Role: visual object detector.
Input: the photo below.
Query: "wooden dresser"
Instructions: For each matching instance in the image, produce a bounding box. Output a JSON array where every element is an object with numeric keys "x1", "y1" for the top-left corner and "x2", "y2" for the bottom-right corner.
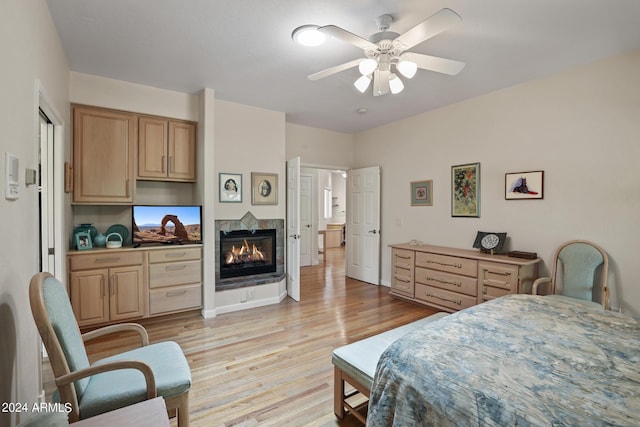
[{"x1": 390, "y1": 243, "x2": 540, "y2": 312}]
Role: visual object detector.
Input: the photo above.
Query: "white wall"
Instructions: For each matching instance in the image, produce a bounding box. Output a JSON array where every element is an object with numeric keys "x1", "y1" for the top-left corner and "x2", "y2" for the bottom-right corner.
[
  {"x1": 286, "y1": 122, "x2": 355, "y2": 169},
  {"x1": 354, "y1": 51, "x2": 640, "y2": 316},
  {"x1": 0, "y1": 1, "x2": 70, "y2": 425}
]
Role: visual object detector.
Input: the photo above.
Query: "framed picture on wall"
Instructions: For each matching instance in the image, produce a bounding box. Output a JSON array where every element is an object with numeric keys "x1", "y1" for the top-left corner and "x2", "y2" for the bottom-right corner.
[
  {"x1": 505, "y1": 170, "x2": 544, "y2": 200},
  {"x1": 219, "y1": 173, "x2": 242, "y2": 203},
  {"x1": 411, "y1": 180, "x2": 433, "y2": 206},
  {"x1": 251, "y1": 172, "x2": 278, "y2": 205},
  {"x1": 451, "y1": 162, "x2": 480, "y2": 217}
]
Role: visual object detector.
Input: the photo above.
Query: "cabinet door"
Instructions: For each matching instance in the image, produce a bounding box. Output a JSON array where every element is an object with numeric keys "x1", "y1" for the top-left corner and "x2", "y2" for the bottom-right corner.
[
  {"x1": 138, "y1": 116, "x2": 168, "y2": 179},
  {"x1": 168, "y1": 121, "x2": 196, "y2": 181},
  {"x1": 73, "y1": 106, "x2": 136, "y2": 204},
  {"x1": 109, "y1": 266, "x2": 145, "y2": 321},
  {"x1": 70, "y1": 269, "x2": 109, "y2": 327}
]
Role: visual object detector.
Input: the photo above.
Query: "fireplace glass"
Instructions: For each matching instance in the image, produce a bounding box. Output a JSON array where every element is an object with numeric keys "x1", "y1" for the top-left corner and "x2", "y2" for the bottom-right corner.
[{"x1": 219, "y1": 229, "x2": 277, "y2": 278}]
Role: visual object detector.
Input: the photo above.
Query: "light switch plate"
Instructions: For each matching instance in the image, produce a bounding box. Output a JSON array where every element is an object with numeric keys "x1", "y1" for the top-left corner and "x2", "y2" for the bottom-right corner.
[{"x1": 5, "y1": 152, "x2": 19, "y2": 200}]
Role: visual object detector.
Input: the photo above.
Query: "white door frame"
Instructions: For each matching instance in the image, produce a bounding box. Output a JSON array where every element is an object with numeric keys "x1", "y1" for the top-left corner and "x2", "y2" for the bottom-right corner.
[
  {"x1": 286, "y1": 157, "x2": 301, "y2": 301},
  {"x1": 299, "y1": 174, "x2": 313, "y2": 267}
]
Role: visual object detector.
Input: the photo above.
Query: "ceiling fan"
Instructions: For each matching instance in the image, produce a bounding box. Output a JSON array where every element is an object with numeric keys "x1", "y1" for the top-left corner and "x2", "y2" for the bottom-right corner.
[{"x1": 293, "y1": 8, "x2": 465, "y2": 96}]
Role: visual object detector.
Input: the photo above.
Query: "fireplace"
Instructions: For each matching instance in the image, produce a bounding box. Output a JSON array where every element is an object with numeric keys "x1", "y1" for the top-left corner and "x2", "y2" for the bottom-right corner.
[{"x1": 219, "y1": 229, "x2": 277, "y2": 279}]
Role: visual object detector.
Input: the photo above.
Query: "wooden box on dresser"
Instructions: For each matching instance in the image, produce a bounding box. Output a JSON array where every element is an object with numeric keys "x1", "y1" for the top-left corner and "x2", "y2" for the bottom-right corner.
[
  {"x1": 68, "y1": 245, "x2": 202, "y2": 328},
  {"x1": 390, "y1": 244, "x2": 540, "y2": 312}
]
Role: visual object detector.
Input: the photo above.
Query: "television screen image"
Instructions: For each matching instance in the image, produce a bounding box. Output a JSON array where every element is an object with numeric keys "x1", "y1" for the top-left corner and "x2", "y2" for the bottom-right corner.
[{"x1": 132, "y1": 205, "x2": 202, "y2": 244}]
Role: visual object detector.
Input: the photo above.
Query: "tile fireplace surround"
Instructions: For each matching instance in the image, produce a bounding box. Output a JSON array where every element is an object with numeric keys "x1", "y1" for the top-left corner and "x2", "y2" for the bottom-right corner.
[{"x1": 215, "y1": 211, "x2": 285, "y2": 291}]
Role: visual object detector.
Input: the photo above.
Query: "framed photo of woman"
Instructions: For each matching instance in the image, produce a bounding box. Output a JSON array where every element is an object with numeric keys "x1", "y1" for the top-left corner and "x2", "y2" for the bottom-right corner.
[
  {"x1": 219, "y1": 173, "x2": 242, "y2": 203},
  {"x1": 251, "y1": 172, "x2": 278, "y2": 205}
]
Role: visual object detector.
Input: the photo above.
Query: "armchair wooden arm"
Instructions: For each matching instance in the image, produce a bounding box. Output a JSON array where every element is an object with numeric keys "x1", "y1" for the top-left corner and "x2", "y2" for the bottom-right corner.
[
  {"x1": 82, "y1": 323, "x2": 149, "y2": 346},
  {"x1": 56, "y1": 360, "x2": 157, "y2": 422},
  {"x1": 532, "y1": 277, "x2": 552, "y2": 295}
]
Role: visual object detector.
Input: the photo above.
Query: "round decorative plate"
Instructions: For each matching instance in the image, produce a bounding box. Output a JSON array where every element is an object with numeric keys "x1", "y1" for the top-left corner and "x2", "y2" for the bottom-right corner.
[
  {"x1": 106, "y1": 224, "x2": 129, "y2": 244},
  {"x1": 73, "y1": 223, "x2": 97, "y2": 240}
]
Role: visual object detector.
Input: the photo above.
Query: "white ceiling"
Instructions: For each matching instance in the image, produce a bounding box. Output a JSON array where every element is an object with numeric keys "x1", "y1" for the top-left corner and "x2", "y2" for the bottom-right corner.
[{"x1": 46, "y1": 0, "x2": 640, "y2": 133}]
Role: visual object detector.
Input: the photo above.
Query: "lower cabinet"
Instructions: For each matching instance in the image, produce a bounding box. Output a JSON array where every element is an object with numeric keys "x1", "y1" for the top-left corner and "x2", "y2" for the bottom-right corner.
[
  {"x1": 68, "y1": 245, "x2": 202, "y2": 327},
  {"x1": 389, "y1": 244, "x2": 540, "y2": 312}
]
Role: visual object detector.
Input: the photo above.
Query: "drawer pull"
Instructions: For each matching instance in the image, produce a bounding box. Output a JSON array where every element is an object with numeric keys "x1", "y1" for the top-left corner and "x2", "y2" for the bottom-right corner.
[
  {"x1": 426, "y1": 292, "x2": 462, "y2": 306},
  {"x1": 394, "y1": 276, "x2": 410, "y2": 283},
  {"x1": 425, "y1": 276, "x2": 461, "y2": 287},
  {"x1": 94, "y1": 257, "x2": 121, "y2": 263},
  {"x1": 165, "y1": 252, "x2": 187, "y2": 258},
  {"x1": 486, "y1": 270, "x2": 512, "y2": 276},
  {"x1": 395, "y1": 255, "x2": 412, "y2": 259},
  {"x1": 166, "y1": 290, "x2": 187, "y2": 297},
  {"x1": 426, "y1": 260, "x2": 462, "y2": 269},
  {"x1": 165, "y1": 264, "x2": 187, "y2": 271}
]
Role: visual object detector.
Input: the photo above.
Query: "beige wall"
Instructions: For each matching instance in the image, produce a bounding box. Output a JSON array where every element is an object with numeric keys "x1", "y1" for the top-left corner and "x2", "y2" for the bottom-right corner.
[
  {"x1": 0, "y1": 1, "x2": 70, "y2": 424},
  {"x1": 286, "y1": 122, "x2": 355, "y2": 169},
  {"x1": 354, "y1": 51, "x2": 640, "y2": 316}
]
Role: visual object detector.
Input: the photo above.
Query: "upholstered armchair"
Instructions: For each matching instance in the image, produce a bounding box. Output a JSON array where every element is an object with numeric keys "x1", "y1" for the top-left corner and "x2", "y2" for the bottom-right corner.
[
  {"x1": 532, "y1": 240, "x2": 609, "y2": 309},
  {"x1": 29, "y1": 272, "x2": 191, "y2": 426}
]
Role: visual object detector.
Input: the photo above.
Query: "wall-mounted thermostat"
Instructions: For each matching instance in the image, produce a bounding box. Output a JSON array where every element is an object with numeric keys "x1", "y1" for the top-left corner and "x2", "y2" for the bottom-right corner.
[{"x1": 5, "y1": 152, "x2": 19, "y2": 200}]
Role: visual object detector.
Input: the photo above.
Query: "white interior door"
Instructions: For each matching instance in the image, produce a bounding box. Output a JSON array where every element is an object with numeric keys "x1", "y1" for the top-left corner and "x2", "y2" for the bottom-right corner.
[
  {"x1": 299, "y1": 174, "x2": 313, "y2": 266},
  {"x1": 346, "y1": 166, "x2": 381, "y2": 285},
  {"x1": 286, "y1": 157, "x2": 301, "y2": 301}
]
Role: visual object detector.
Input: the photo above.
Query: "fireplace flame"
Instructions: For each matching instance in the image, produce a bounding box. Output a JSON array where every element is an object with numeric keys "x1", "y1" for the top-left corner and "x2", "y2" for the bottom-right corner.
[{"x1": 225, "y1": 239, "x2": 265, "y2": 265}]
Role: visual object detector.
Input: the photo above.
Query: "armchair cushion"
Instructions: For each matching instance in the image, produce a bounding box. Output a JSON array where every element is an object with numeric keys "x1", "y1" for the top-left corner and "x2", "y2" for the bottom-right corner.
[{"x1": 78, "y1": 341, "x2": 191, "y2": 419}]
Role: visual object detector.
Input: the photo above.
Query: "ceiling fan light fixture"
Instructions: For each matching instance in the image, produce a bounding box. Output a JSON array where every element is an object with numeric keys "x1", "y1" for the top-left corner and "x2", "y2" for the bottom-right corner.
[
  {"x1": 292, "y1": 25, "x2": 326, "y2": 47},
  {"x1": 389, "y1": 74, "x2": 404, "y2": 94},
  {"x1": 358, "y1": 58, "x2": 378, "y2": 76},
  {"x1": 397, "y1": 59, "x2": 418, "y2": 78},
  {"x1": 354, "y1": 75, "x2": 372, "y2": 93}
]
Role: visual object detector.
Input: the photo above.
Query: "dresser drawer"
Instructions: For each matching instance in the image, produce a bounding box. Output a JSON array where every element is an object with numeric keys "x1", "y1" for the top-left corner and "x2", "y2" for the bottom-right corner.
[
  {"x1": 392, "y1": 270, "x2": 414, "y2": 298},
  {"x1": 69, "y1": 251, "x2": 144, "y2": 270},
  {"x1": 481, "y1": 284, "x2": 511, "y2": 301},
  {"x1": 478, "y1": 262, "x2": 518, "y2": 290},
  {"x1": 415, "y1": 252, "x2": 477, "y2": 277},
  {"x1": 149, "y1": 283, "x2": 201, "y2": 315},
  {"x1": 415, "y1": 283, "x2": 477, "y2": 311},
  {"x1": 415, "y1": 267, "x2": 477, "y2": 297},
  {"x1": 392, "y1": 248, "x2": 414, "y2": 269},
  {"x1": 148, "y1": 247, "x2": 201, "y2": 263},
  {"x1": 149, "y1": 260, "x2": 201, "y2": 288}
]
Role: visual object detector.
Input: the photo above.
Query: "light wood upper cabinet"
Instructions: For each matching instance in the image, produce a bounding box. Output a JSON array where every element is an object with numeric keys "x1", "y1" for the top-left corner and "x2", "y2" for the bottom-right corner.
[
  {"x1": 138, "y1": 116, "x2": 196, "y2": 182},
  {"x1": 73, "y1": 106, "x2": 136, "y2": 204}
]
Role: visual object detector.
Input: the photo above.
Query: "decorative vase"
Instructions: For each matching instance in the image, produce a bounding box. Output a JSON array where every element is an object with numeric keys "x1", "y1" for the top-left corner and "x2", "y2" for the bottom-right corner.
[{"x1": 93, "y1": 233, "x2": 107, "y2": 247}]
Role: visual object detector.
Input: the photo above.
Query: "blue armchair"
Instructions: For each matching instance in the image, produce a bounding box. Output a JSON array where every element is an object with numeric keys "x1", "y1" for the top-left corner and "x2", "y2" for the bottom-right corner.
[
  {"x1": 29, "y1": 272, "x2": 191, "y2": 425},
  {"x1": 532, "y1": 240, "x2": 609, "y2": 309}
]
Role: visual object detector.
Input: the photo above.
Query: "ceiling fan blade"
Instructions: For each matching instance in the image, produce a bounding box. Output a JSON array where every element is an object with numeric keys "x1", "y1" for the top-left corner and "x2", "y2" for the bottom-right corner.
[
  {"x1": 319, "y1": 25, "x2": 378, "y2": 51},
  {"x1": 307, "y1": 58, "x2": 362, "y2": 81},
  {"x1": 401, "y1": 52, "x2": 465, "y2": 76},
  {"x1": 394, "y1": 8, "x2": 462, "y2": 50},
  {"x1": 373, "y1": 69, "x2": 390, "y2": 96}
]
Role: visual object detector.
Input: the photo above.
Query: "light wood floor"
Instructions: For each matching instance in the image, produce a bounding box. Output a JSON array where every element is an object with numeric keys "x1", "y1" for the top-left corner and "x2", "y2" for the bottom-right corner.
[{"x1": 44, "y1": 247, "x2": 437, "y2": 426}]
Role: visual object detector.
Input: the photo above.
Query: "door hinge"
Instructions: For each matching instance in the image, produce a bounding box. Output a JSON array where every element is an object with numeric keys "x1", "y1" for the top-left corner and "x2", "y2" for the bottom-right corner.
[{"x1": 48, "y1": 248, "x2": 55, "y2": 255}]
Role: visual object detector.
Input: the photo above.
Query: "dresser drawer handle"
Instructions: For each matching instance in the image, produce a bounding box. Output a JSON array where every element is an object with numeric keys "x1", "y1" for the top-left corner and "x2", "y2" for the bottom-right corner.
[
  {"x1": 488, "y1": 271, "x2": 512, "y2": 276},
  {"x1": 394, "y1": 276, "x2": 410, "y2": 283},
  {"x1": 426, "y1": 276, "x2": 462, "y2": 287},
  {"x1": 426, "y1": 292, "x2": 462, "y2": 306},
  {"x1": 396, "y1": 255, "x2": 412, "y2": 259},
  {"x1": 165, "y1": 252, "x2": 187, "y2": 258},
  {"x1": 166, "y1": 290, "x2": 187, "y2": 297},
  {"x1": 94, "y1": 257, "x2": 120, "y2": 263},
  {"x1": 165, "y1": 265, "x2": 187, "y2": 271},
  {"x1": 426, "y1": 260, "x2": 462, "y2": 269}
]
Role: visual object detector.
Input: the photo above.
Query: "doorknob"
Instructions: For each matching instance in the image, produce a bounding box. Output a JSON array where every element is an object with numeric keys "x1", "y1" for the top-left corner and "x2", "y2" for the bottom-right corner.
[
  {"x1": 305, "y1": 224, "x2": 311, "y2": 228},
  {"x1": 369, "y1": 229, "x2": 378, "y2": 234},
  {"x1": 289, "y1": 234, "x2": 300, "y2": 239}
]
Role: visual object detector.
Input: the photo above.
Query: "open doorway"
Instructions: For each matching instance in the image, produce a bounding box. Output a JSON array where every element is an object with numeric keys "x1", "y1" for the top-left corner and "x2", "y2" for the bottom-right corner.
[{"x1": 299, "y1": 167, "x2": 347, "y2": 267}]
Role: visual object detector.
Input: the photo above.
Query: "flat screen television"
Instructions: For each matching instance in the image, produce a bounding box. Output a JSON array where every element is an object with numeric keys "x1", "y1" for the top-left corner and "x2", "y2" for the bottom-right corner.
[{"x1": 132, "y1": 205, "x2": 202, "y2": 244}]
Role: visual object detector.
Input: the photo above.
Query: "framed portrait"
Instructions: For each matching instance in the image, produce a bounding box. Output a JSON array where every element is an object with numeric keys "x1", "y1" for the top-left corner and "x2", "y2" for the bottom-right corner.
[
  {"x1": 75, "y1": 231, "x2": 93, "y2": 250},
  {"x1": 252, "y1": 172, "x2": 278, "y2": 205},
  {"x1": 451, "y1": 162, "x2": 480, "y2": 217},
  {"x1": 219, "y1": 173, "x2": 242, "y2": 203},
  {"x1": 411, "y1": 180, "x2": 433, "y2": 206},
  {"x1": 505, "y1": 170, "x2": 544, "y2": 200}
]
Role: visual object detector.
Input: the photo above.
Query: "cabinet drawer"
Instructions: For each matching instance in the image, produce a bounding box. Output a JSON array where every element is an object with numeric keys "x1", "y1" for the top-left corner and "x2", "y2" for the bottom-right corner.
[
  {"x1": 392, "y1": 269, "x2": 414, "y2": 297},
  {"x1": 415, "y1": 267, "x2": 477, "y2": 297},
  {"x1": 69, "y1": 251, "x2": 144, "y2": 270},
  {"x1": 149, "y1": 260, "x2": 201, "y2": 288},
  {"x1": 149, "y1": 283, "x2": 201, "y2": 315},
  {"x1": 415, "y1": 283, "x2": 477, "y2": 311},
  {"x1": 148, "y1": 247, "x2": 201, "y2": 263},
  {"x1": 481, "y1": 285, "x2": 511, "y2": 301},
  {"x1": 392, "y1": 249, "x2": 414, "y2": 269},
  {"x1": 415, "y1": 252, "x2": 477, "y2": 277},
  {"x1": 478, "y1": 262, "x2": 518, "y2": 290}
]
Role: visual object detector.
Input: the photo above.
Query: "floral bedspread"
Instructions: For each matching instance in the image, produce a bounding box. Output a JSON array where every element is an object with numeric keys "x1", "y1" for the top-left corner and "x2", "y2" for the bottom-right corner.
[{"x1": 366, "y1": 294, "x2": 640, "y2": 426}]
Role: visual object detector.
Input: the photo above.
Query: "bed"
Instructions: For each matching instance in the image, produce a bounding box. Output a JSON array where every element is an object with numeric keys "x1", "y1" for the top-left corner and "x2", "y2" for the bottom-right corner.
[{"x1": 366, "y1": 294, "x2": 640, "y2": 426}]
